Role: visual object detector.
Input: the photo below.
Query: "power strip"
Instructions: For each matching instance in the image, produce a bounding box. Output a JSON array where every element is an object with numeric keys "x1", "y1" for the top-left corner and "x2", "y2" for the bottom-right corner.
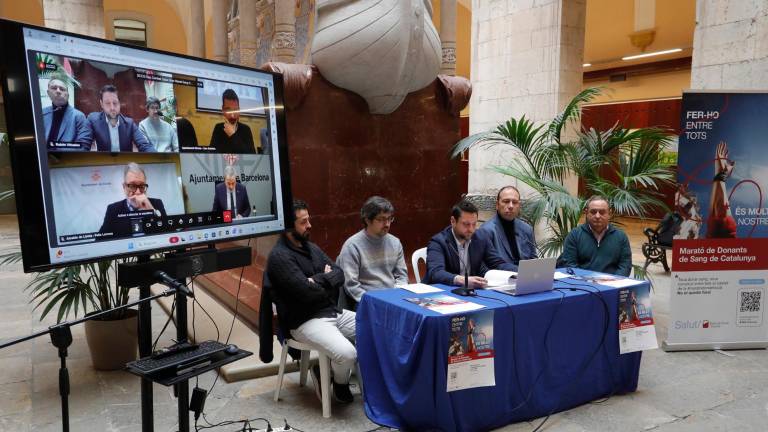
[{"x1": 251, "y1": 428, "x2": 293, "y2": 432}]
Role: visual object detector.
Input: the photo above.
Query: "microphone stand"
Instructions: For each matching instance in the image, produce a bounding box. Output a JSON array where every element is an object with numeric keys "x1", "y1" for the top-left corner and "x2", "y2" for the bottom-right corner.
[
  {"x1": 452, "y1": 239, "x2": 476, "y2": 297},
  {"x1": 0, "y1": 286, "x2": 183, "y2": 432}
]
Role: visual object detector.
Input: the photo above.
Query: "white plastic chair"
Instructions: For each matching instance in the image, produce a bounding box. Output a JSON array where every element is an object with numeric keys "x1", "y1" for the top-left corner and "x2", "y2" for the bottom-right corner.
[
  {"x1": 411, "y1": 247, "x2": 427, "y2": 282},
  {"x1": 273, "y1": 338, "x2": 332, "y2": 418}
]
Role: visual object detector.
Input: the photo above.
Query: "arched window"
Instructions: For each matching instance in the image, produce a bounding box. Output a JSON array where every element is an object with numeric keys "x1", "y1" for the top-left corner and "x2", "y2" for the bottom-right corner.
[{"x1": 113, "y1": 19, "x2": 147, "y2": 47}]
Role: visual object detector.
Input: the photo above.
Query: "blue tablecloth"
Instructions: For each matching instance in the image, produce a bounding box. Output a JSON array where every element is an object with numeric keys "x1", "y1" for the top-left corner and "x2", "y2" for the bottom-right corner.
[{"x1": 356, "y1": 273, "x2": 644, "y2": 432}]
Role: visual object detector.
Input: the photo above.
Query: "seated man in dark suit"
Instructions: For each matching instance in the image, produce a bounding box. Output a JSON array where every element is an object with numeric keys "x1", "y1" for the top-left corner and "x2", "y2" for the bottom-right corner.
[
  {"x1": 42, "y1": 77, "x2": 92, "y2": 150},
  {"x1": 211, "y1": 165, "x2": 251, "y2": 218},
  {"x1": 478, "y1": 186, "x2": 537, "y2": 270},
  {"x1": 100, "y1": 162, "x2": 166, "y2": 236},
  {"x1": 424, "y1": 200, "x2": 516, "y2": 287},
  {"x1": 87, "y1": 84, "x2": 155, "y2": 152}
]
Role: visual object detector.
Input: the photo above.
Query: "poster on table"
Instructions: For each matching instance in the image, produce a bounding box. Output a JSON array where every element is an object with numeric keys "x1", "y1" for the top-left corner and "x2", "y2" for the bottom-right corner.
[
  {"x1": 666, "y1": 91, "x2": 768, "y2": 350},
  {"x1": 618, "y1": 283, "x2": 658, "y2": 354},
  {"x1": 447, "y1": 310, "x2": 495, "y2": 392}
]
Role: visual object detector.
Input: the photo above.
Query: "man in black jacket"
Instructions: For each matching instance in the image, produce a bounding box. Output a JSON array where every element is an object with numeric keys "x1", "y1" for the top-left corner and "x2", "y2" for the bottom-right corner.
[{"x1": 266, "y1": 199, "x2": 355, "y2": 403}]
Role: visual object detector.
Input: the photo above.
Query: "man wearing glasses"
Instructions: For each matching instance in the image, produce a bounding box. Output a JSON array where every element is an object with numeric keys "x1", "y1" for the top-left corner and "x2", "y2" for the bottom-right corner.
[
  {"x1": 558, "y1": 195, "x2": 632, "y2": 276},
  {"x1": 99, "y1": 162, "x2": 167, "y2": 236},
  {"x1": 337, "y1": 196, "x2": 408, "y2": 309}
]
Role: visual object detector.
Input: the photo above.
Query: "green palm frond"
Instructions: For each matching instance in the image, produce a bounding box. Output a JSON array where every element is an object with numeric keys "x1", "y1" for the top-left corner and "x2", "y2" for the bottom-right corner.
[
  {"x1": 548, "y1": 87, "x2": 604, "y2": 144},
  {"x1": 450, "y1": 86, "x2": 674, "y2": 255}
]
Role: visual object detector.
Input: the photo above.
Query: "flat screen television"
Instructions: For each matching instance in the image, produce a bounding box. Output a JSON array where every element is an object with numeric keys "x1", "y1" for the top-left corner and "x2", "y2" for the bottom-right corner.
[{"x1": 0, "y1": 19, "x2": 292, "y2": 272}]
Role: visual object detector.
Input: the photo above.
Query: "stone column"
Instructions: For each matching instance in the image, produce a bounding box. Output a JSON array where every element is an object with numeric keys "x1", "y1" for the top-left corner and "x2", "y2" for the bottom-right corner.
[
  {"x1": 468, "y1": 0, "x2": 586, "y2": 196},
  {"x1": 691, "y1": 0, "x2": 768, "y2": 89},
  {"x1": 238, "y1": 0, "x2": 258, "y2": 67},
  {"x1": 212, "y1": 0, "x2": 229, "y2": 62},
  {"x1": 188, "y1": 0, "x2": 206, "y2": 58},
  {"x1": 273, "y1": 0, "x2": 297, "y2": 63},
  {"x1": 43, "y1": 0, "x2": 104, "y2": 38},
  {"x1": 440, "y1": 0, "x2": 457, "y2": 75}
]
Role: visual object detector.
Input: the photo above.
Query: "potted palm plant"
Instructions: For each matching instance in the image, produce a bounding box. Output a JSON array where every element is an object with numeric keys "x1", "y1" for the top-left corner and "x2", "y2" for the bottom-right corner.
[
  {"x1": 0, "y1": 256, "x2": 139, "y2": 370},
  {"x1": 452, "y1": 87, "x2": 675, "y2": 274}
]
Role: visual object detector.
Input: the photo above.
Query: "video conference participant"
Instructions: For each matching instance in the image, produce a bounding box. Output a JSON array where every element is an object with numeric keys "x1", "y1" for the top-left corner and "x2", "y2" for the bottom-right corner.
[
  {"x1": 478, "y1": 186, "x2": 537, "y2": 270},
  {"x1": 424, "y1": 200, "x2": 516, "y2": 287},
  {"x1": 99, "y1": 162, "x2": 166, "y2": 236},
  {"x1": 266, "y1": 199, "x2": 355, "y2": 404},
  {"x1": 209, "y1": 89, "x2": 256, "y2": 153},
  {"x1": 211, "y1": 165, "x2": 251, "y2": 218},
  {"x1": 42, "y1": 76, "x2": 92, "y2": 150},
  {"x1": 558, "y1": 195, "x2": 632, "y2": 276},
  {"x1": 336, "y1": 196, "x2": 408, "y2": 309},
  {"x1": 88, "y1": 84, "x2": 155, "y2": 152},
  {"x1": 139, "y1": 96, "x2": 178, "y2": 152}
]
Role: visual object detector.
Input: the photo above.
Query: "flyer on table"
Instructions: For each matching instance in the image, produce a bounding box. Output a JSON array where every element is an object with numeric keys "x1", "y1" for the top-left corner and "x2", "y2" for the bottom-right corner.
[
  {"x1": 618, "y1": 283, "x2": 658, "y2": 354},
  {"x1": 447, "y1": 310, "x2": 495, "y2": 392},
  {"x1": 668, "y1": 91, "x2": 768, "y2": 348}
]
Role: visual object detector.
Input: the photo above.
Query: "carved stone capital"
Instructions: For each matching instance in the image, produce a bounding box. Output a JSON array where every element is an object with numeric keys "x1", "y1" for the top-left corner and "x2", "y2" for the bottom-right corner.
[
  {"x1": 442, "y1": 47, "x2": 457, "y2": 65},
  {"x1": 274, "y1": 31, "x2": 297, "y2": 50}
]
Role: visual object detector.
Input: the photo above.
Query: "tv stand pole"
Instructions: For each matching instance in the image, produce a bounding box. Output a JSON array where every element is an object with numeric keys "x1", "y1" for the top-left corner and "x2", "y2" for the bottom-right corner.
[
  {"x1": 175, "y1": 283, "x2": 190, "y2": 432},
  {"x1": 137, "y1": 254, "x2": 154, "y2": 432},
  {"x1": 118, "y1": 245, "x2": 252, "y2": 432}
]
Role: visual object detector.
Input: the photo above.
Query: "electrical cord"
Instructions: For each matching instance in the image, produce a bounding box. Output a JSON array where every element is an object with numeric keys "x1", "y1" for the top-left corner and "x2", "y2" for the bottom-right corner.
[
  {"x1": 200, "y1": 238, "x2": 252, "y2": 424},
  {"x1": 477, "y1": 289, "x2": 569, "y2": 416},
  {"x1": 152, "y1": 297, "x2": 176, "y2": 352},
  {"x1": 527, "y1": 280, "x2": 612, "y2": 431}
]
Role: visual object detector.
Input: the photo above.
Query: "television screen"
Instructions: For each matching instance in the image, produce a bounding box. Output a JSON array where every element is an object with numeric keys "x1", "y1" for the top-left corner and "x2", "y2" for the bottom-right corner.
[{"x1": 0, "y1": 19, "x2": 292, "y2": 271}]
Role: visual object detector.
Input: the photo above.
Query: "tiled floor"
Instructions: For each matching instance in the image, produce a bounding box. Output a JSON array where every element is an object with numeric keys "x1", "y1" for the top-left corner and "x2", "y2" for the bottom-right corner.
[{"x1": 1, "y1": 215, "x2": 767, "y2": 431}]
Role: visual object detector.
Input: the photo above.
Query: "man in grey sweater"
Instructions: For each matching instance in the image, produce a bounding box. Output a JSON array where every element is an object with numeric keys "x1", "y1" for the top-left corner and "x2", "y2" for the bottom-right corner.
[{"x1": 337, "y1": 196, "x2": 409, "y2": 309}]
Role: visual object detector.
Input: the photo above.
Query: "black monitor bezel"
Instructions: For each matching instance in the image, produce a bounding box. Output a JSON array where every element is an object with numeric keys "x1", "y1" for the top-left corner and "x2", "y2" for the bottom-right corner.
[{"x1": 0, "y1": 18, "x2": 293, "y2": 272}]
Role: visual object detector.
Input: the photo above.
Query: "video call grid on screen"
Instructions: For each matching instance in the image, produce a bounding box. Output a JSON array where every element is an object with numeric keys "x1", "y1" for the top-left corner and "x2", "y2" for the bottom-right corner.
[{"x1": 20, "y1": 27, "x2": 287, "y2": 265}]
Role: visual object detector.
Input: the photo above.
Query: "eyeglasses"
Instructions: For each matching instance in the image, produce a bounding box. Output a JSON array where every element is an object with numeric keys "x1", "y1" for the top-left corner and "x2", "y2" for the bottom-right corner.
[
  {"x1": 374, "y1": 216, "x2": 395, "y2": 223},
  {"x1": 124, "y1": 183, "x2": 148, "y2": 193}
]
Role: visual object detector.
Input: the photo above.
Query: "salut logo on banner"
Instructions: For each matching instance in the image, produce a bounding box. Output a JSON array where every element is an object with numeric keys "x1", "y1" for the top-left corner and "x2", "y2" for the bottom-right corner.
[
  {"x1": 674, "y1": 319, "x2": 727, "y2": 329},
  {"x1": 674, "y1": 320, "x2": 703, "y2": 329}
]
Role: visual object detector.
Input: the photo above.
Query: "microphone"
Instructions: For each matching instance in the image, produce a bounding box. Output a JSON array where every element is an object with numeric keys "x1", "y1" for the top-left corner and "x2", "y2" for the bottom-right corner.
[{"x1": 154, "y1": 270, "x2": 194, "y2": 298}]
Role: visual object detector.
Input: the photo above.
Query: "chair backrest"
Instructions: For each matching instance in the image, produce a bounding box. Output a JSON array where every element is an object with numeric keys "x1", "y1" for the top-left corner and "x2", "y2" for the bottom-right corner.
[{"x1": 411, "y1": 247, "x2": 427, "y2": 282}]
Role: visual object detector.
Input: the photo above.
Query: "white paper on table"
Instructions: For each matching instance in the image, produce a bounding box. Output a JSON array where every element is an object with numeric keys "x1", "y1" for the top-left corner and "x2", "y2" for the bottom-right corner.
[
  {"x1": 554, "y1": 271, "x2": 571, "y2": 280},
  {"x1": 404, "y1": 294, "x2": 486, "y2": 314},
  {"x1": 619, "y1": 325, "x2": 659, "y2": 354},
  {"x1": 597, "y1": 278, "x2": 644, "y2": 288},
  {"x1": 447, "y1": 355, "x2": 495, "y2": 392},
  {"x1": 432, "y1": 301, "x2": 485, "y2": 314},
  {"x1": 400, "y1": 283, "x2": 444, "y2": 294},
  {"x1": 484, "y1": 269, "x2": 517, "y2": 287}
]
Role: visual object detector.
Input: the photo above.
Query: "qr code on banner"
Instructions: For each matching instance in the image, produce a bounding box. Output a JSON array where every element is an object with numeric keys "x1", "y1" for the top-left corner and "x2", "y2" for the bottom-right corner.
[{"x1": 739, "y1": 290, "x2": 762, "y2": 313}]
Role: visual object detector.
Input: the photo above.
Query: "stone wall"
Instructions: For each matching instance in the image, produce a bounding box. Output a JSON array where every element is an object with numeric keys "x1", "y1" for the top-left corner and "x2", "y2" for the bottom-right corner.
[{"x1": 691, "y1": 0, "x2": 768, "y2": 89}]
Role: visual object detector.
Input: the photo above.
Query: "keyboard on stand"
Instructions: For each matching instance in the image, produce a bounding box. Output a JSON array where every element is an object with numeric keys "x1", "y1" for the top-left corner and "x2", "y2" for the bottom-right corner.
[{"x1": 127, "y1": 340, "x2": 228, "y2": 375}]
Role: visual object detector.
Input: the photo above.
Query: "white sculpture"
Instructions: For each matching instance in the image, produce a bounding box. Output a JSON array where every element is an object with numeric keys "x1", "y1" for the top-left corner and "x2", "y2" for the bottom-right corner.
[{"x1": 311, "y1": 0, "x2": 442, "y2": 114}]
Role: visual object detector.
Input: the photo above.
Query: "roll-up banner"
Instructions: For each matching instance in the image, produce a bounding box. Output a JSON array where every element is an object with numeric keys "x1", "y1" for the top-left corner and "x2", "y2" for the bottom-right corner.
[{"x1": 665, "y1": 91, "x2": 768, "y2": 351}]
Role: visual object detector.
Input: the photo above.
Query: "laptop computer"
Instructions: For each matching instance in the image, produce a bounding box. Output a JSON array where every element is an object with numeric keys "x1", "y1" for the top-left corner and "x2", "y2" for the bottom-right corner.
[{"x1": 491, "y1": 257, "x2": 557, "y2": 296}]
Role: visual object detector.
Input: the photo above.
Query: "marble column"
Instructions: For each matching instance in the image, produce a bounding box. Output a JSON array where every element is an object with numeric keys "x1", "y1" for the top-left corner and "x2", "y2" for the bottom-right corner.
[
  {"x1": 188, "y1": 0, "x2": 206, "y2": 58},
  {"x1": 468, "y1": 0, "x2": 586, "y2": 196},
  {"x1": 691, "y1": 0, "x2": 768, "y2": 89},
  {"x1": 273, "y1": 0, "x2": 296, "y2": 63},
  {"x1": 440, "y1": 0, "x2": 457, "y2": 76},
  {"x1": 238, "y1": 0, "x2": 258, "y2": 67},
  {"x1": 212, "y1": 0, "x2": 229, "y2": 62},
  {"x1": 43, "y1": 0, "x2": 104, "y2": 38}
]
